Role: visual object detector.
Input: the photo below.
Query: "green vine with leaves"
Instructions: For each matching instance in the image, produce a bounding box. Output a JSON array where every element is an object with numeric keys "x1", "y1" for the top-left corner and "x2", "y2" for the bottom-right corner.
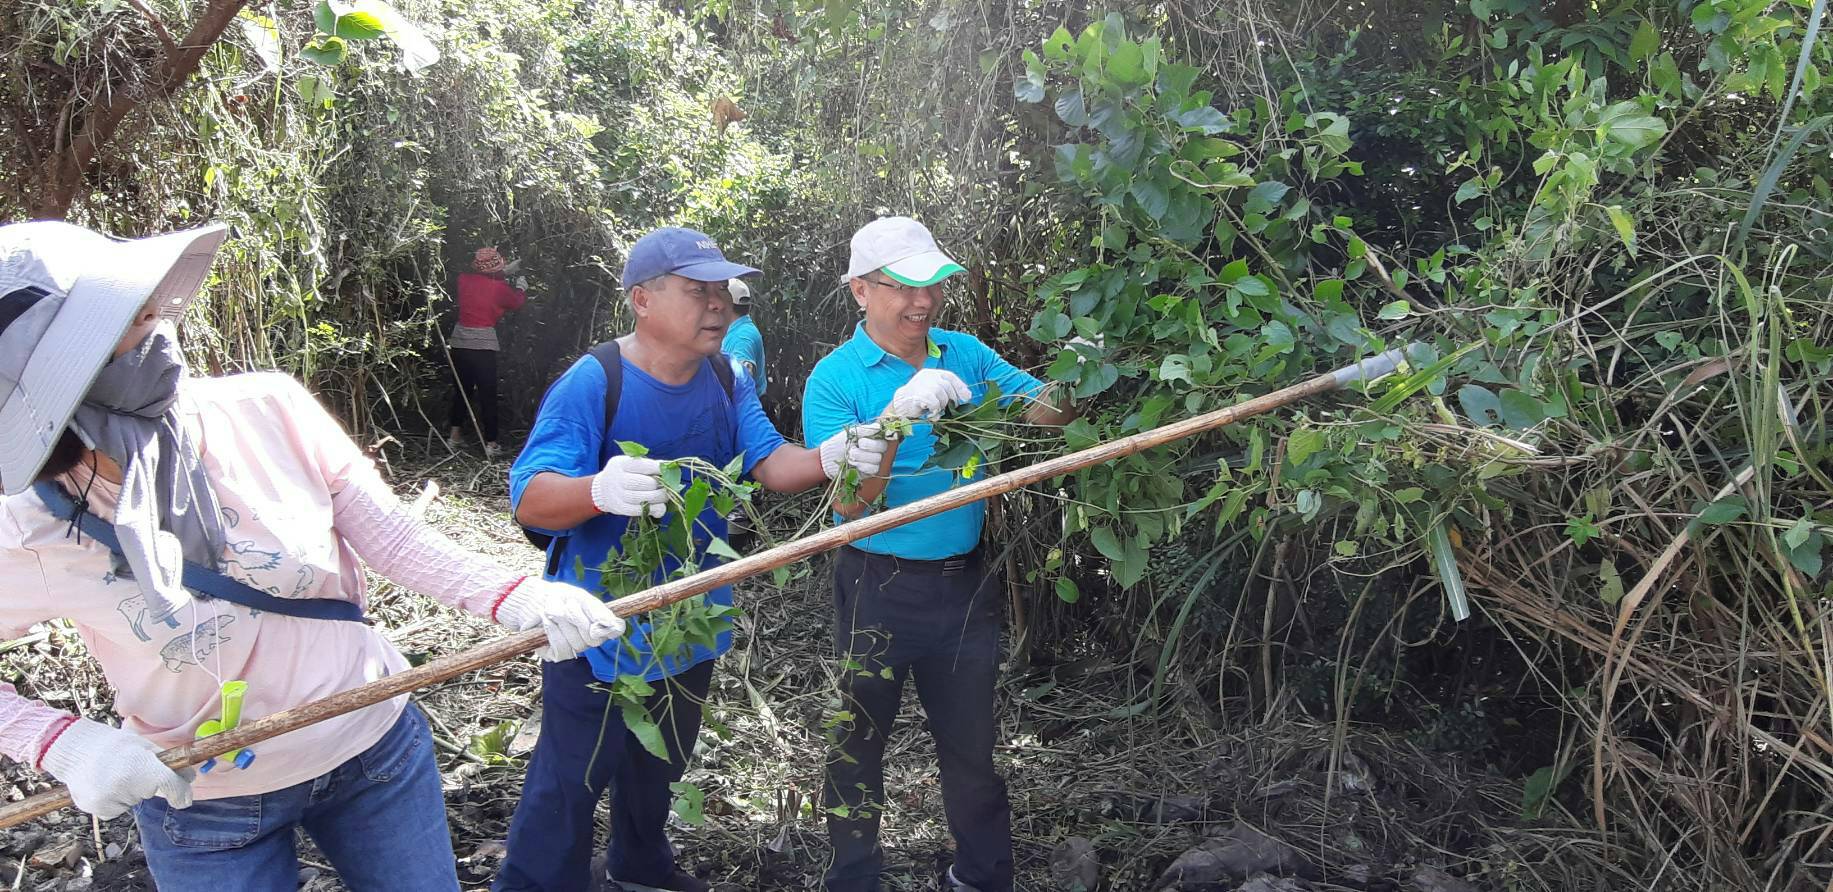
[{"x1": 582, "y1": 441, "x2": 759, "y2": 826}]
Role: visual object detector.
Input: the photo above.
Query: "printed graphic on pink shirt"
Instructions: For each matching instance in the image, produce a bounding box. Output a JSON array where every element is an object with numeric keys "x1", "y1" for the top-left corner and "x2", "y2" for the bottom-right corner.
[
  {"x1": 158, "y1": 615, "x2": 236, "y2": 673},
  {"x1": 0, "y1": 374, "x2": 409, "y2": 798}
]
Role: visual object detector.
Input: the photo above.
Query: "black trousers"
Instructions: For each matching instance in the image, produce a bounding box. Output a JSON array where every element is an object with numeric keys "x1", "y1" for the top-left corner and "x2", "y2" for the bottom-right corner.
[
  {"x1": 447, "y1": 347, "x2": 499, "y2": 442},
  {"x1": 823, "y1": 546, "x2": 1012, "y2": 892},
  {"x1": 494, "y1": 657, "x2": 713, "y2": 891}
]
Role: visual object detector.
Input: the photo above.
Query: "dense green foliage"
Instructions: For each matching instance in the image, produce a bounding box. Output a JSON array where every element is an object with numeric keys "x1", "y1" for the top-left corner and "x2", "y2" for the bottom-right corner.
[{"x1": 4, "y1": 0, "x2": 1832, "y2": 887}]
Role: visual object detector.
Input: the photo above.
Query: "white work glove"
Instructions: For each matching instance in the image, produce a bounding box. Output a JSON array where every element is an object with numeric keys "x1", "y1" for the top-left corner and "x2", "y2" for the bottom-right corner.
[
  {"x1": 592, "y1": 455, "x2": 667, "y2": 518},
  {"x1": 41, "y1": 719, "x2": 195, "y2": 819},
  {"x1": 885, "y1": 369, "x2": 972, "y2": 420},
  {"x1": 495, "y1": 578, "x2": 627, "y2": 662},
  {"x1": 513, "y1": 275, "x2": 528, "y2": 291},
  {"x1": 818, "y1": 423, "x2": 890, "y2": 479}
]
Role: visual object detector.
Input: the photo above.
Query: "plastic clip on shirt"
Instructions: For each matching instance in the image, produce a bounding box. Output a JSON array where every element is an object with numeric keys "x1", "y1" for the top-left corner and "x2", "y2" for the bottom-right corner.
[{"x1": 195, "y1": 681, "x2": 256, "y2": 773}]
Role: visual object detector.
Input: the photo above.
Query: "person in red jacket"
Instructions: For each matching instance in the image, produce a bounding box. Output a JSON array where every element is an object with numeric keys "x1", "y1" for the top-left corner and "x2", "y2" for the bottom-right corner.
[{"x1": 447, "y1": 246, "x2": 529, "y2": 458}]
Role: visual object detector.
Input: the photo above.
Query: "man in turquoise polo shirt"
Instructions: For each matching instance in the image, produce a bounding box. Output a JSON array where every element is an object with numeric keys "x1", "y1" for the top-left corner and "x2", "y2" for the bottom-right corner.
[
  {"x1": 721, "y1": 278, "x2": 766, "y2": 394},
  {"x1": 802, "y1": 216, "x2": 1076, "y2": 892}
]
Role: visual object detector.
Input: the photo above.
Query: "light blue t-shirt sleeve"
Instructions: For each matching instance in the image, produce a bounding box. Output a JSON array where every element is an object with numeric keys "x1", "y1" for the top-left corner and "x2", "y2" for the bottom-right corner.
[
  {"x1": 728, "y1": 329, "x2": 763, "y2": 373},
  {"x1": 509, "y1": 356, "x2": 606, "y2": 536},
  {"x1": 727, "y1": 354, "x2": 757, "y2": 392},
  {"x1": 802, "y1": 360, "x2": 861, "y2": 445},
  {"x1": 732, "y1": 371, "x2": 786, "y2": 476},
  {"x1": 722, "y1": 324, "x2": 765, "y2": 395},
  {"x1": 956, "y1": 334, "x2": 1046, "y2": 407}
]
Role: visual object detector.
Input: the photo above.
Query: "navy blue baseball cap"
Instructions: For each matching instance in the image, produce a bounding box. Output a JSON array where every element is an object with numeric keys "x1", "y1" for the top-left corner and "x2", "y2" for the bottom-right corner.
[{"x1": 620, "y1": 227, "x2": 759, "y2": 290}]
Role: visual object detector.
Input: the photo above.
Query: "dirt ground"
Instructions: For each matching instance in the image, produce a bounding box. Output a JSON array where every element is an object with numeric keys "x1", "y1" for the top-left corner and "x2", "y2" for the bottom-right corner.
[{"x1": 0, "y1": 446, "x2": 1588, "y2": 892}]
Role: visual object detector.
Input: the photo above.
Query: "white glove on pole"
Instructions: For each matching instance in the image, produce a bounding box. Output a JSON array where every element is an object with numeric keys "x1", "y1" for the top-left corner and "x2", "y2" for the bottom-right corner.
[
  {"x1": 495, "y1": 578, "x2": 627, "y2": 661},
  {"x1": 818, "y1": 423, "x2": 890, "y2": 479},
  {"x1": 513, "y1": 275, "x2": 529, "y2": 291},
  {"x1": 885, "y1": 369, "x2": 972, "y2": 420},
  {"x1": 41, "y1": 719, "x2": 195, "y2": 819},
  {"x1": 592, "y1": 455, "x2": 667, "y2": 518}
]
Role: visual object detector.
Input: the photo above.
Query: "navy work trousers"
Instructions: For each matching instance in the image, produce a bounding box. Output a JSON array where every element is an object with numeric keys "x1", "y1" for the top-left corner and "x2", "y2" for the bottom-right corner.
[
  {"x1": 494, "y1": 656, "x2": 713, "y2": 891},
  {"x1": 823, "y1": 545, "x2": 1013, "y2": 892}
]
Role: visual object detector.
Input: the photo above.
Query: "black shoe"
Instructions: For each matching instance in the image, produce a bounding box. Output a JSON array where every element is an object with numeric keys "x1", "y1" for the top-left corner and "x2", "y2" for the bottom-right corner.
[{"x1": 610, "y1": 869, "x2": 710, "y2": 892}]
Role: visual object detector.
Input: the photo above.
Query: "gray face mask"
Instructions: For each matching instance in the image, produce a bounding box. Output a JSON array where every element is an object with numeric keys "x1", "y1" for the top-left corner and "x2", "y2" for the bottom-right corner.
[{"x1": 69, "y1": 324, "x2": 224, "y2": 625}]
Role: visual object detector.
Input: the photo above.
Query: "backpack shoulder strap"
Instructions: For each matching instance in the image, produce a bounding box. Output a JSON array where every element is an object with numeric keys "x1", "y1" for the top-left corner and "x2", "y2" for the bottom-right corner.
[
  {"x1": 710, "y1": 351, "x2": 736, "y2": 401},
  {"x1": 590, "y1": 341, "x2": 729, "y2": 412},
  {"x1": 589, "y1": 339, "x2": 624, "y2": 430},
  {"x1": 524, "y1": 341, "x2": 624, "y2": 574}
]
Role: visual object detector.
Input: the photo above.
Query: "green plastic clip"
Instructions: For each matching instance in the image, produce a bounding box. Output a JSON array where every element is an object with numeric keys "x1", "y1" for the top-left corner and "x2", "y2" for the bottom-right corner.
[{"x1": 194, "y1": 680, "x2": 251, "y2": 773}]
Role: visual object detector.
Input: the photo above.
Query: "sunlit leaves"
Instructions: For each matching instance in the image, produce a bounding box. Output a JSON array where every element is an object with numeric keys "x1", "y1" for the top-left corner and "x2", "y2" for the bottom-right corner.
[
  {"x1": 334, "y1": 10, "x2": 386, "y2": 40},
  {"x1": 302, "y1": 0, "x2": 439, "y2": 72},
  {"x1": 237, "y1": 12, "x2": 282, "y2": 73},
  {"x1": 1603, "y1": 204, "x2": 1637, "y2": 255}
]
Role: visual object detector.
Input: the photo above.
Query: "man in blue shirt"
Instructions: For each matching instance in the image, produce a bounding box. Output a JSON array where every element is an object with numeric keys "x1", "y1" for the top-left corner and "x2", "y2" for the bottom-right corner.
[
  {"x1": 498, "y1": 228, "x2": 889, "y2": 892},
  {"x1": 802, "y1": 217, "x2": 1076, "y2": 892},
  {"x1": 720, "y1": 278, "x2": 766, "y2": 395}
]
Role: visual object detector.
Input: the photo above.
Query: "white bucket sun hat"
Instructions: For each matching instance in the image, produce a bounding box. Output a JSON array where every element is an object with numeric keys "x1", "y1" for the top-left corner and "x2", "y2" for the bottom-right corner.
[
  {"x1": 0, "y1": 221, "x2": 228, "y2": 495},
  {"x1": 843, "y1": 216, "x2": 966, "y2": 286}
]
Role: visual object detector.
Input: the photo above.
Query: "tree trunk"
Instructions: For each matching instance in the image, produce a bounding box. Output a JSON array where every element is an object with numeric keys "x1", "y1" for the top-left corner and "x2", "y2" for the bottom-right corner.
[{"x1": 27, "y1": 157, "x2": 84, "y2": 221}]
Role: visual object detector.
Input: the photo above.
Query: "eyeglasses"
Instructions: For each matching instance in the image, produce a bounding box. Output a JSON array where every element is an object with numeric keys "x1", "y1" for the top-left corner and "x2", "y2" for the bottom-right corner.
[{"x1": 863, "y1": 277, "x2": 945, "y2": 297}]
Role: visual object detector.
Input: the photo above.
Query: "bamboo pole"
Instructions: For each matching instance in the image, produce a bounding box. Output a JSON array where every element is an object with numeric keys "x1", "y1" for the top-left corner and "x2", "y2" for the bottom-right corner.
[{"x1": 0, "y1": 349, "x2": 1406, "y2": 830}]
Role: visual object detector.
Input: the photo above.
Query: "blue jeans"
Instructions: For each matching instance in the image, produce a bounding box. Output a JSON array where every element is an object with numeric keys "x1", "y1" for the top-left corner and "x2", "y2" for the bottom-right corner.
[
  {"x1": 133, "y1": 703, "x2": 459, "y2": 892},
  {"x1": 494, "y1": 656, "x2": 713, "y2": 891}
]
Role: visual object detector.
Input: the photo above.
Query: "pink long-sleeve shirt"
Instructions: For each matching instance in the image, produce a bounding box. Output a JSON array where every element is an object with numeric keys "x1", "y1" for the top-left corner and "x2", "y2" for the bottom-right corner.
[{"x1": 0, "y1": 373, "x2": 522, "y2": 799}]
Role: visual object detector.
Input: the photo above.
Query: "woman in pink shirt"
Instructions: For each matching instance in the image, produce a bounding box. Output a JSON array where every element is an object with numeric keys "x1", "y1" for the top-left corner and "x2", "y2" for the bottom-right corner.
[
  {"x1": 0, "y1": 222, "x2": 622, "y2": 891},
  {"x1": 447, "y1": 247, "x2": 529, "y2": 458}
]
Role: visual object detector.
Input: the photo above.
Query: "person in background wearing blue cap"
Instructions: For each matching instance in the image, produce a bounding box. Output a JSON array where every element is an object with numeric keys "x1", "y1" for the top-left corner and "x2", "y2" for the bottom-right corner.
[
  {"x1": 802, "y1": 217, "x2": 1078, "y2": 892},
  {"x1": 496, "y1": 228, "x2": 891, "y2": 892}
]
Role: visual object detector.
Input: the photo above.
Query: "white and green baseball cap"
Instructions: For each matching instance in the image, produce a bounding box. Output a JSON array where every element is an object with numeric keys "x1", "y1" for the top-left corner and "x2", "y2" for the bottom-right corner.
[{"x1": 843, "y1": 216, "x2": 965, "y2": 286}]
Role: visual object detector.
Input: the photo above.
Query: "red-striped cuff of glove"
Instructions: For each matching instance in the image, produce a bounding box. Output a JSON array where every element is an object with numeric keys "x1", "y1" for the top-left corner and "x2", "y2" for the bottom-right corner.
[
  {"x1": 490, "y1": 576, "x2": 531, "y2": 624},
  {"x1": 33, "y1": 716, "x2": 78, "y2": 772}
]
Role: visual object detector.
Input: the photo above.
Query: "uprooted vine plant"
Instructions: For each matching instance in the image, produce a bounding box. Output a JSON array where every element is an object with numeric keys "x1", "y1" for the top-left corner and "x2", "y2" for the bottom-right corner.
[{"x1": 586, "y1": 444, "x2": 759, "y2": 826}]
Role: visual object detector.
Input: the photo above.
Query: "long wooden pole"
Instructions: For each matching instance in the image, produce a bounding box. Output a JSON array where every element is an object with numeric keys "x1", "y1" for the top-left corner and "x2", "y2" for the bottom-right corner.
[{"x1": 0, "y1": 349, "x2": 1404, "y2": 829}]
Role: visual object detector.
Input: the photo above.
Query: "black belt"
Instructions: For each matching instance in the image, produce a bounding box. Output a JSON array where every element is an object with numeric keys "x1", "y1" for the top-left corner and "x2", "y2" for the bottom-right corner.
[{"x1": 841, "y1": 544, "x2": 981, "y2": 575}]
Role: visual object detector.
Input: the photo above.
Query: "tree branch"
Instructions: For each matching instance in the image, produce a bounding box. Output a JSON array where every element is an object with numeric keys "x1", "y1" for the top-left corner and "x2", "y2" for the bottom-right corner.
[
  {"x1": 85, "y1": 0, "x2": 249, "y2": 151},
  {"x1": 35, "y1": 0, "x2": 249, "y2": 217},
  {"x1": 123, "y1": 0, "x2": 180, "y2": 59}
]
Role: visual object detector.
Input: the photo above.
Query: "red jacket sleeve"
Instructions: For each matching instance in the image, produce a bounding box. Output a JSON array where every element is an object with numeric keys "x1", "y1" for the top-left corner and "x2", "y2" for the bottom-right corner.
[{"x1": 498, "y1": 278, "x2": 527, "y2": 313}]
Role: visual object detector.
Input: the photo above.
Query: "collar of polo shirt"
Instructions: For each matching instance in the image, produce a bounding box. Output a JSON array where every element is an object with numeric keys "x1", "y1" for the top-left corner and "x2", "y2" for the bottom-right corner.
[{"x1": 848, "y1": 321, "x2": 942, "y2": 367}]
